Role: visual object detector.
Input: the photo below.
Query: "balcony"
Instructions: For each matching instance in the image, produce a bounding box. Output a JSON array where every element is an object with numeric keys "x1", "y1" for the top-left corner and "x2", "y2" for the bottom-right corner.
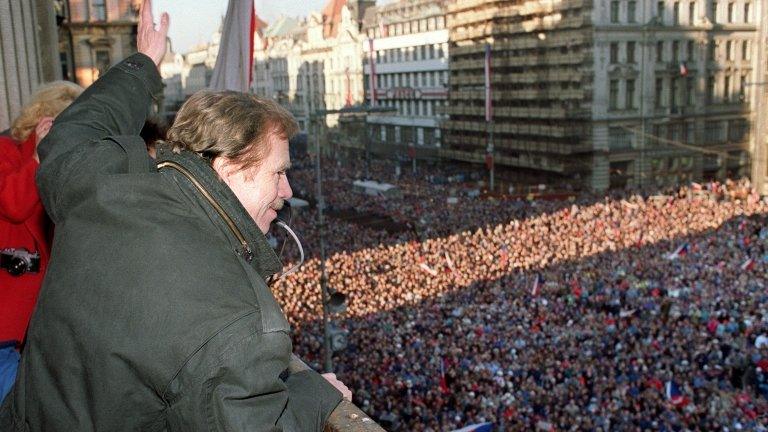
[{"x1": 289, "y1": 356, "x2": 385, "y2": 432}]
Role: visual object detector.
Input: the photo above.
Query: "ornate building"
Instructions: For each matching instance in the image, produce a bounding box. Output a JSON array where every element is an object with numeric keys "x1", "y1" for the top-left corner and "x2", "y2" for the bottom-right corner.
[{"x1": 58, "y1": 0, "x2": 140, "y2": 87}]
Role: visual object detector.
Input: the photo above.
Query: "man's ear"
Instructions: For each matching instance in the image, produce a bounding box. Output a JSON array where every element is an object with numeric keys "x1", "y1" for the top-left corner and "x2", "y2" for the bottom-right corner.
[{"x1": 211, "y1": 156, "x2": 232, "y2": 181}]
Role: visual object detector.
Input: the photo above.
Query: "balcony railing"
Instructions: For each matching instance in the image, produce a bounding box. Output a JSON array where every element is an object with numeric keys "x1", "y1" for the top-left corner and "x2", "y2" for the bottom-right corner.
[{"x1": 289, "y1": 356, "x2": 385, "y2": 432}]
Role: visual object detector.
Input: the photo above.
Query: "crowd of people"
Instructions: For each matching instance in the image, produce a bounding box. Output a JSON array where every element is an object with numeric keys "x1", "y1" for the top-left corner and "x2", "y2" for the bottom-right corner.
[{"x1": 275, "y1": 155, "x2": 768, "y2": 431}]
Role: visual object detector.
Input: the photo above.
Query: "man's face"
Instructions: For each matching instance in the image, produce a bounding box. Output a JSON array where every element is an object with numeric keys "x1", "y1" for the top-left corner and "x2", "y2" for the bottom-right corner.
[{"x1": 214, "y1": 129, "x2": 293, "y2": 234}]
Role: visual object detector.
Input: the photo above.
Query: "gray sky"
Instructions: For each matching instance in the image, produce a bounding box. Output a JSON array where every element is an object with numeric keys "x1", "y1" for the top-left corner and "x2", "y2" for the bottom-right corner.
[{"x1": 153, "y1": 0, "x2": 391, "y2": 54}]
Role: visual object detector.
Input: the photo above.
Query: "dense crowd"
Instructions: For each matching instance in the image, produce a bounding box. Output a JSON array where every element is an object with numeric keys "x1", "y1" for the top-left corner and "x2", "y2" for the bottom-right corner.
[{"x1": 274, "y1": 156, "x2": 768, "y2": 431}]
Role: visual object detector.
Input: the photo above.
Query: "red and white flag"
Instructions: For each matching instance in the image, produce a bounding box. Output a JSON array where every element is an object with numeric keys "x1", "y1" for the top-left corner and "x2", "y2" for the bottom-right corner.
[
  {"x1": 741, "y1": 257, "x2": 755, "y2": 271},
  {"x1": 531, "y1": 273, "x2": 541, "y2": 296},
  {"x1": 210, "y1": 0, "x2": 256, "y2": 92}
]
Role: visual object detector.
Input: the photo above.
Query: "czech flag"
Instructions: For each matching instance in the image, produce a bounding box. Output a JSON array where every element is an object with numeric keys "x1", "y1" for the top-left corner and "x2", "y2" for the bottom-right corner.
[
  {"x1": 665, "y1": 380, "x2": 690, "y2": 407},
  {"x1": 667, "y1": 242, "x2": 689, "y2": 260},
  {"x1": 741, "y1": 257, "x2": 756, "y2": 271}
]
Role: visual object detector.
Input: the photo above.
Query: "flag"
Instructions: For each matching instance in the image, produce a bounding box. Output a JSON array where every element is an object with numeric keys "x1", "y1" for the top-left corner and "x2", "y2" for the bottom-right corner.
[
  {"x1": 210, "y1": 0, "x2": 256, "y2": 92},
  {"x1": 444, "y1": 251, "x2": 455, "y2": 273},
  {"x1": 367, "y1": 38, "x2": 377, "y2": 107},
  {"x1": 679, "y1": 62, "x2": 688, "y2": 76},
  {"x1": 485, "y1": 153, "x2": 494, "y2": 171},
  {"x1": 665, "y1": 380, "x2": 690, "y2": 407},
  {"x1": 484, "y1": 44, "x2": 492, "y2": 122},
  {"x1": 741, "y1": 257, "x2": 755, "y2": 271},
  {"x1": 667, "y1": 242, "x2": 689, "y2": 260},
  {"x1": 438, "y1": 357, "x2": 449, "y2": 394},
  {"x1": 570, "y1": 275, "x2": 582, "y2": 298},
  {"x1": 419, "y1": 263, "x2": 437, "y2": 276},
  {"x1": 531, "y1": 273, "x2": 541, "y2": 297},
  {"x1": 451, "y1": 423, "x2": 493, "y2": 432}
]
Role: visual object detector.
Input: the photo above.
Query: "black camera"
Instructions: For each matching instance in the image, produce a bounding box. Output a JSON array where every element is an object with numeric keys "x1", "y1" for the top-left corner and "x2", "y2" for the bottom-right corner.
[{"x1": 1, "y1": 248, "x2": 41, "y2": 276}]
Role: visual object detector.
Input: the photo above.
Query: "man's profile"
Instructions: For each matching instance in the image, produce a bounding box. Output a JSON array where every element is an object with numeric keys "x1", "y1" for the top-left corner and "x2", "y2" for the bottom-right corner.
[{"x1": 0, "y1": 1, "x2": 348, "y2": 430}]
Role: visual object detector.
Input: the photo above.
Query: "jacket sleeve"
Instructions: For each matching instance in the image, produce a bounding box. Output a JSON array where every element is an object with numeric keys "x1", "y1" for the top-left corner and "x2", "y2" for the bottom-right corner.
[
  {"x1": 36, "y1": 53, "x2": 162, "y2": 223},
  {"x1": 165, "y1": 328, "x2": 342, "y2": 432}
]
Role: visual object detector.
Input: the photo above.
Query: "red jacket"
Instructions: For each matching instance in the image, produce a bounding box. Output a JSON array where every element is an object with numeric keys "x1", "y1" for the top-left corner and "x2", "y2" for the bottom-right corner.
[{"x1": 0, "y1": 132, "x2": 51, "y2": 344}]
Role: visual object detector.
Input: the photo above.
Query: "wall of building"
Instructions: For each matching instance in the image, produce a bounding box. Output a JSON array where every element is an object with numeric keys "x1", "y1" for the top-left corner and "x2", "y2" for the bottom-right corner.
[{"x1": 0, "y1": 0, "x2": 61, "y2": 131}]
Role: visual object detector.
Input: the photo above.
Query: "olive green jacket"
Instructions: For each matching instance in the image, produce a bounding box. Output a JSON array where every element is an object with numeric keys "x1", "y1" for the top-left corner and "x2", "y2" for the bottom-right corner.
[{"x1": 0, "y1": 53, "x2": 341, "y2": 431}]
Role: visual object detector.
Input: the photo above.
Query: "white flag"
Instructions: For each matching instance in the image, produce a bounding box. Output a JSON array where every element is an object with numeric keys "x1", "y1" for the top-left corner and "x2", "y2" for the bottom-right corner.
[{"x1": 210, "y1": 0, "x2": 255, "y2": 92}]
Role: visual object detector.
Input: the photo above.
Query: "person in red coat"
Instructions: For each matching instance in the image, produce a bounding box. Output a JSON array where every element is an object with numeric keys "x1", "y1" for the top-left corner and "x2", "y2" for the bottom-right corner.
[{"x1": 0, "y1": 81, "x2": 82, "y2": 399}]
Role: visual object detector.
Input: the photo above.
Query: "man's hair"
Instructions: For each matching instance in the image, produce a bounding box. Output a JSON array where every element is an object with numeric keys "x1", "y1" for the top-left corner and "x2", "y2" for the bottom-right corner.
[
  {"x1": 166, "y1": 91, "x2": 298, "y2": 170},
  {"x1": 11, "y1": 80, "x2": 84, "y2": 141}
]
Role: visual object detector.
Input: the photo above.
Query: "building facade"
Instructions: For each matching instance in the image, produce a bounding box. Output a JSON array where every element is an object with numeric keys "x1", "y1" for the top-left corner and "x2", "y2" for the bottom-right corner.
[
  {"x1": 1, "y1": 0, "x2": 61, "y2": 131},
  {"x1": 361, "y1": 0, "x2": 450, "y2": 160},
  {"x1": 58, "y1": 0, "x2": 140, "y2": 87},
  {"x1": 752, "y1": 0, "x2": 768, "y2": 195},
  {"x1": 442, "y1": 0, "x2": 762, "y2": 191},
  {"x1": 252, "y1": 0, "x2": 374, "y2": 132},
  {"x1": 595, "y1": 0, "x2": 760, "y2": 190}
]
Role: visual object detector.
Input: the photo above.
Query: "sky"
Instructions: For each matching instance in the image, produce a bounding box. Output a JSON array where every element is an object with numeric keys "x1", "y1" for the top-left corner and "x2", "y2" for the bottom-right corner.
[{"x1": 153, "y1": 0, "x2": 391, "y2": 54}]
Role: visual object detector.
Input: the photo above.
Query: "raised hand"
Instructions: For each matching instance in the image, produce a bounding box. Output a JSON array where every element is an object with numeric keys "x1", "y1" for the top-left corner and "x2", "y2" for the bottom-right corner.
[{"x1": 137, "y1": 0, "x2": 169, "y2": 67}]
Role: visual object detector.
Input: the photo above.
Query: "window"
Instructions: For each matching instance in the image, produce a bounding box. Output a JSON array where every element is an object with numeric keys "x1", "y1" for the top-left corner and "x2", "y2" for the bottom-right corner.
[
  {"x1": 727, "y1": 2, "x2": 734, "y2": 22},
  {"x1": 95, "y1": 49, "x2": 110, "y2": 78},
  {"x1": 686, "y1": 77, "x2": 695, "y2": 105},
  {"x1": 740, "y1": 74, "x2": 748, "y2": 102},
  {"x1": 611, "y1": 1, "x2": 620, "y2": 22},
  {"x1": 656, "y1": 78, "x2": 665, "y2": 107},
  {"x1": 609, "y1": 127, "x2": 633, "y2": 150},
  {"x1": 657, "y1": 1, "x2": 666, "y2": 22},
  {"x1": 627, "y1": 41, "x2": 636, "y2": 63},
  {"x1": 671, "y1": 77, "x2": 679, "y2": 108},
  {"x1": 628, "y1": 1, "x2": 637, "y2": 22},
  {"x1": 742, "y1": 41, "x2": 750, "y2": 60},
  {"x1": 687, "y1": 40, "x2": 695, "y2": 61},
  {"x1": 626, "y1": 79, "x2": 636, "y2": 109},
  {"x1": 610, "y1": 42, "x2": 619, "y2": 63},
  {"x1": 744, "y1": 2, "x2": 751, "y2": 22},
  {"x1": 686, "y1": 122, "x2": 696, "y2": 143},
  {"x1": 657, "y1": 41, "x2": 664, "y2": 61},
  {"x1": 724, "y1": 75, "x2": 731, "y2": 102},
  {"x1": 708, "y1": 41, "x2": 716, "y2": 61},
  {"x1": 672, "y1": 41, "x2": 680, "y2": 61},
  {"x1": 673, "y1": 2, "x2": 680, "y2": 24},
  {"x1": 609, "y1": 80, "x2": 619, "y2": 109},
  {"x1": 90, "y1": 0, "x2": 106, "y2": 21},
  {"x1": 707, "y1": 75, "x2": 715, "y2": 103},
  {"x1": 725, "y1": 40, "x2": 732, "y2": 60},
  {"x1": 711, "y1": 1, "x2": 718, "y2": 23},
  {"x1": 729, "y1": 119, "x2": 748, "y2": 142},
  {"x1": 689, "y1": 2, "x2": 696, "y2": 24},
  {"x1": 704, "y1": 121, "x2": 726, "y2": 144}
]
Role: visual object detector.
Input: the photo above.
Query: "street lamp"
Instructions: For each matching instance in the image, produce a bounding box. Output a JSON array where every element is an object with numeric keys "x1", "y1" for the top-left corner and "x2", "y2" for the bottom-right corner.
[{"x1": 310, "y1": 105, "x2": 394, "y2": 372}]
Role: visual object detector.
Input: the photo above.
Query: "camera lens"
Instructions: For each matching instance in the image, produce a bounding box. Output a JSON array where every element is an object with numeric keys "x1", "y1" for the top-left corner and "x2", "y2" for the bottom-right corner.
[{"x1": 8, "y1": 257, "x2": 28, "y2": 276}]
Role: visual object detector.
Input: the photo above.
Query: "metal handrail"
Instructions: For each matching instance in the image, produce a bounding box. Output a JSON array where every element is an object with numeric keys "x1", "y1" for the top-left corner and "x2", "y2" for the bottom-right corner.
[{"x1": 289, "y1": 356, "x2": 386, "y2": 432}]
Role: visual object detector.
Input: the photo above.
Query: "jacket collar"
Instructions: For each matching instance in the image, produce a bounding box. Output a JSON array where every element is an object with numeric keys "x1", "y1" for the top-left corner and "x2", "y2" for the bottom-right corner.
[{"x1": 155, "y1": 144, "x2": 282, "y2": 280}]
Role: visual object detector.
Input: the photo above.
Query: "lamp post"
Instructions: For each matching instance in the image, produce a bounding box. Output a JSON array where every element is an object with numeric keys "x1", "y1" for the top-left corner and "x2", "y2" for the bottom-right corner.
[{"x1": 311, "y1": 105, "x2": 396, "y2": 373}]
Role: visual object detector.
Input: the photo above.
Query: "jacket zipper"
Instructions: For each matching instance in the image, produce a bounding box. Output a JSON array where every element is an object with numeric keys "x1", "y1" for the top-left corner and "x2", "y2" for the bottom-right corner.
[{"x1": 157, "y1": 161, "x2": 254, "y2": 262}]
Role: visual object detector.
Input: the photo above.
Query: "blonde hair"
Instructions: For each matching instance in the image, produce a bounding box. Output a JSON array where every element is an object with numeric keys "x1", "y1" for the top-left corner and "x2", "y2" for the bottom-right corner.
[
  {"x1": 167, "y1": 90, "x2": 298, "y2": 170},
  {"x1": 10, "y1": 80, "x2": 83, "y2": 141}
]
